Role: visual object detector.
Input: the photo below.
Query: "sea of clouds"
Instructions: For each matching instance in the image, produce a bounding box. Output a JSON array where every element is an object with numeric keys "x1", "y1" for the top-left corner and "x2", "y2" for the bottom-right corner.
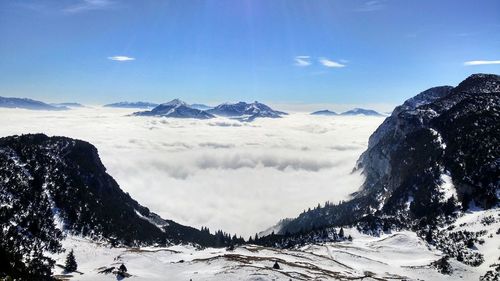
[{"x1": 0, "y1": 107, "x2": 384, "y2": 237}]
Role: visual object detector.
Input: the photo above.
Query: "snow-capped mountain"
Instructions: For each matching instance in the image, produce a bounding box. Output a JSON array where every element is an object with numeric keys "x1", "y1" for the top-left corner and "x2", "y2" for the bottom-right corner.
[
  {"x1": 340, "y1": 108, "x2": 383, "y2": 116},
  {"x1": 207, "y1": 101, "x2": 287, "y2": 121},
  {"x1": 103, "y1": 101, "x2": 159, "y2": 108},
  {"x1": 263, "y1": 74, "x2": 499, "y2": 275},
  {"x1": 0, "y1": 96, "x2": 68, "y2": 111},
  {"x1": 311, "y1": 109, "x2": 338, "y2": 116},
  {"x1": 0, "y1": 134, "x2": 237, "y2": 279},
  {"x1": 133, "y1": 99, "x2": 215, "y2": 119}
]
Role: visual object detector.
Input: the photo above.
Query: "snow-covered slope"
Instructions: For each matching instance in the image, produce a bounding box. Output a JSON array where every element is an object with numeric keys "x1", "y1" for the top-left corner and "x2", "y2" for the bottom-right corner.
[{"x1": 52, "y1": 209, "x2": 499, "y2": 281}]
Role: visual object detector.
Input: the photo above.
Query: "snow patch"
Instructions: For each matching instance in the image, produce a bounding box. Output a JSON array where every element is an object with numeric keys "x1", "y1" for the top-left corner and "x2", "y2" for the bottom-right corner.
[
  {"x1": 438, "y1": 173, "x2": 457, "y2": 202},
  {"x1": 429, "y1": 128, "x2": 447, "y2": 149},
  {"x1": 134, "y1": 210, "x2": 168, "y2": 232}
]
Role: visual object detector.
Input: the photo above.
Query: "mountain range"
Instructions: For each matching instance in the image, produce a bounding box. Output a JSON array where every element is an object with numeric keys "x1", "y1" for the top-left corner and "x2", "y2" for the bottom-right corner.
[
  {"x1": 206, "y1": 101, "x2": 287, "y2": 121},
  {"x1": 0, "y1": 96, "x2": 69, "y2": 111},
  {"x1": 311, "y1": 108, "x2": 383, "y2": 116},
  {"x1": 103, "y1": 101, "x2": 160, "y2": 108},
  {"x1": 256, "y1": 73, "x2": 499, "y2": 268},
  {"x1": 0, "y1": 74, "x2": 498, "y2": 280},
  {"x1": 132, "y1": 99, "x2": 287, "y2": 121},
  {"x1": 132, "y1": 99, "x2": 215, "y2": 119}
]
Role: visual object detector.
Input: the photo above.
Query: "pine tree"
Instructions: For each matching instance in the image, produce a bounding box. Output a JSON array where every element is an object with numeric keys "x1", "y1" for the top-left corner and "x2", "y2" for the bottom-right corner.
[
  {"x1": 273, "y1": 261, "x2": 280, "y2": 269},
  {"x1": 425, "y1": 229, "x2": 433, "y2": 243},
  {"x1": 339, "y1": 227, "x2": 345, "y2": 238},
  {"x1": 119, "y1": 263, "x2": 127, "y2": 273},
  {"x1": 347, "y1": 235, "x2": 353, "y2": 241},
  {"x1": 65, "y1": 249, "x2": 78, "y2": 272}
]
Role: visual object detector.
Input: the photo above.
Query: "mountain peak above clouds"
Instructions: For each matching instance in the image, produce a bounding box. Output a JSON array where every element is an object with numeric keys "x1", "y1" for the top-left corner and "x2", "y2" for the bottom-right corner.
[
  {"x1": 133, "y1": 99, "x2": 215, "y2": 119},
  {"x1": 0, "y1": 96, "x2": 69, "y2": 111},
  {"x1": 207, "y1": 101, "x2": 287, "y2": 121},
  {"x1": 311, "y1": 109, "x2": 338, "y2": 116},
  {"x1": 340, "y1": 108, "x2": 383, "y2": 116}
]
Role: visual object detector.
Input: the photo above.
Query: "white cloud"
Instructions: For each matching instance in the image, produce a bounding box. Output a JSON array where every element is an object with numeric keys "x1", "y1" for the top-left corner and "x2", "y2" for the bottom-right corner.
[
  {"x1": 0, "y1": 108, "x2": 383, "y2": 237},
  {"x1": 108, "y1": 56, "x2": 135, "y2": 62},
  {"x1": 319, "y1": 58, "x2": 346, "y2": 68},
  {"x1": 294, "y1": 56, "x2": 312, "y2": 67},
  {"x1": 356, "y1": 0, "x2": 386, "y2": 12},
  {"x1": 464, "y1": 60, "x2": 500, "y2": 66},
  {"x1": 63, "y1": 0, "x2": 115, "y2": 13}
]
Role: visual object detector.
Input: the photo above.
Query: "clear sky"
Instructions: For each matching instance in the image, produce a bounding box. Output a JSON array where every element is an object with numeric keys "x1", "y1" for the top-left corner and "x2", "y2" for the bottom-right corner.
[{"x1": 0, "y1": 0, "x2": 499, "y2": 106}]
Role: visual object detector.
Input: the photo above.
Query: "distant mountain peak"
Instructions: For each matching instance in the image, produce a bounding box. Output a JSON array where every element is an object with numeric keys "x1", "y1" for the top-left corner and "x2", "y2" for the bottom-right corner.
[
  {"x1": 0, "y1": 96, "x2": 69, "y2": 111},
  {"x1": 311, "y1": 110, "x2": 338, "y2": 116},
  {"x1": 133, "y1": 99, "x2": 214, "y2": 119},
  {"x1": 104, "y1": 101, "x2": 159, "y2": 108},
  {"x1": 162, "y1": 98, "x2": 187, "y2": 107},
  {"x1": 207, "y1": 101, "x2": 287, "y2": 121},
  {"x1": 341, "y1": 108, "x2": 382, "y2": 116}
]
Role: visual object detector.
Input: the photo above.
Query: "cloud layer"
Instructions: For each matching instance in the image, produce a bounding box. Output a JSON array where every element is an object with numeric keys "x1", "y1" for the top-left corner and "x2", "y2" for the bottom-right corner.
[{"x1": 0, "y1": 107, "x2": 383, "y2": 236}]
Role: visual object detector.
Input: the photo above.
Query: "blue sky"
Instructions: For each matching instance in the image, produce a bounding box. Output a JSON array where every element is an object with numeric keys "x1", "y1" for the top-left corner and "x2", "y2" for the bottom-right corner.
[{"x1": 0, "y1": 0, "x2": 499, "y2": 106}]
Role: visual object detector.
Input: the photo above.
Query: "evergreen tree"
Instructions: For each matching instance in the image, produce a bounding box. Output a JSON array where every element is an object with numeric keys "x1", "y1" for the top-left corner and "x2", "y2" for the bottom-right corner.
[
  {"x1": 119, "y1": 263, "x2": 128, "y2": 273},
  {"x1": 339, "y1": 227, "x2": 345, "y2": 238},
  {"x1": 273, "y1": 261, "x2": 280, "y2": 269},
  {"x1": 425, "y1": 229, "x2": 433, "y2": 243},
  {"x1": 65, "y1": 249, "x2": 78, "y2": 272},
  {"x1": 347, "y1": 235, "x2": 353, "y2": 241}
]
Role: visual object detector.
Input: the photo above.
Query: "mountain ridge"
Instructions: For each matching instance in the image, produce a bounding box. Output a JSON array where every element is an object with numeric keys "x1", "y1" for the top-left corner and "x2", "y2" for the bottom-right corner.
[
  {"x1": 0, "y1": 96, "x2": 69, "y2": 111},
  {"x1": 0, "y1": 134, "x2": 238, "y2": 279},
  {"x1": 262, "y1": 73, "x2": 499, "y2": 248},
  {"x1": 132, "y1": 99, "x2": 215, "y2": 119}
]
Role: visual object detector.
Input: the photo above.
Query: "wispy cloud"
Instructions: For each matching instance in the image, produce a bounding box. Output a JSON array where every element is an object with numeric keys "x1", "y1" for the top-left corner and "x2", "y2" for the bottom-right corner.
[
  {"x1": 108, "y1": 56, "x2": 135, "y2": 62},
  {"x1": 355, "y1": 0, "x2": 386, "y2": 12},
  {"x1": 464, "y1": 60, "x2": 500, "y2": 66},
  {"x1": 319, "y1": 58, "x2": 346, "y2": 68},
  {"x1": 63, "y1": 0, "x2": 115, "y2": 14},
  {"x1": 294, "y1": 56, "x2": 312, "y2": 67}
]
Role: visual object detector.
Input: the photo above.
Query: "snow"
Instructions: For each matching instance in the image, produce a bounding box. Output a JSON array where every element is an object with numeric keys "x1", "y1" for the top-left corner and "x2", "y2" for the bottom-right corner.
[
  {"x1": 50, "y1": 227, "x2": 493, "y2": 281},
  {"x1": 443, "y1": 208, "x2": 500, "y2": 274},
  {"x1": 438, "y1": 173, "x2": 457, "y2": 202},
  {"x1": 429, "y1": 128, "x2": 447, "y2": 149},
  {"x1": 134, "y1": 210, "x2": 167, "y2": 232}
]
